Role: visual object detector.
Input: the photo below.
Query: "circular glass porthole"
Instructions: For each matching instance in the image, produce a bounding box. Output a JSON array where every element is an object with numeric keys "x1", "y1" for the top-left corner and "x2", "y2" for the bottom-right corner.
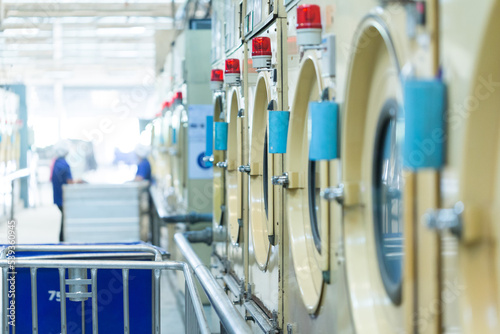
[
  {"x1": 308, "y1": 160, "x2": 322, "y2": 253},
  {"x1": 263, "y1": 129, "x2": 269, "y2": 219},
  {"x1": 372, "y1": 99, "x2": 404, "y2": 305}
]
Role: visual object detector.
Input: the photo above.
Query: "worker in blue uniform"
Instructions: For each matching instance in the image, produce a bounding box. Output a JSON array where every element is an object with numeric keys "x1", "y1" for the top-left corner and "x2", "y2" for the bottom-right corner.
[
  {"x1": 134, "y1": 143, "x2": 153, "y2": 241},
  {"x1": 134, "y1": 144, "x2": 152, "y2": 181},
  {"x1": 51, "y1": 140, "x2": 74, "y2": 242}
]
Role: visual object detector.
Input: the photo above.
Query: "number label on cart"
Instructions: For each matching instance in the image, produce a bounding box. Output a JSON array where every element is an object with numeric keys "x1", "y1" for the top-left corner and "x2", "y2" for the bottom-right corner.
[{"x1": 48, "y1": 290, "x2": 61, "y2": 302}]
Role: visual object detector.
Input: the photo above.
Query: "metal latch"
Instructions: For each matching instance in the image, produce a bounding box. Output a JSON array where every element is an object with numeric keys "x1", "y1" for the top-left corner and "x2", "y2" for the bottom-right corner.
[
  {"x1": 320, "y1": 184, "x2": 344, "y2": 204},
  {"x1": 424, "y1": 202, "x2": 463, "y2": 238},
  {"x1": 216, "y1": 161, "x2": 228, "y2": 169},
  {"x1": 238, "y1": 165, "x2": 251, "y2": 174},
  {"x1": 203, "y1": 155, "x2": 214, "y2": 163},
  {"x1": 272, "y1": 173, "x2": 289, "y2": 187}
]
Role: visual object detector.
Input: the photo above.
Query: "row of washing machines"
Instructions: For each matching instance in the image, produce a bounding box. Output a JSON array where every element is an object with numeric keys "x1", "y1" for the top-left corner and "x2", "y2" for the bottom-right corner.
[
  {"x1": 154, "y1": 0, "x2": 500, "y2": 333},
  {"x1": 0, "y1": 89, "x2": 21, "y2": 177},
  {"x1": 0, "y1": 88, "x2": 22, "y2": 218}
]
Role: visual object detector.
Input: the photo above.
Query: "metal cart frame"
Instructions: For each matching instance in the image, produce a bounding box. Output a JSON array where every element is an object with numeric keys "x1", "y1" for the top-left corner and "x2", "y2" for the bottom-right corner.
[{"x1": 0, "y1": 244, "x2": 210, "y2": 334}]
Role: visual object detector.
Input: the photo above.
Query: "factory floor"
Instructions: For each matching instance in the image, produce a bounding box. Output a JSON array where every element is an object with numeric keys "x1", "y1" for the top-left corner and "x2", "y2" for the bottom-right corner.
[{"x1": 0, "y1": 182, "x2": 187, "y2": 333}]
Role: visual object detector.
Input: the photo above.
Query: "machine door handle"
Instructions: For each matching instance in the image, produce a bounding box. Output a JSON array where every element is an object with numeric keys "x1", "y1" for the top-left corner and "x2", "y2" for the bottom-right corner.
[
  {"x1": 272, "y1": 173, "x2": 289, "y2": 187},
  {"x1": 216, "y1": 161, "x2": 228, "y2": 168},
  {"x1": 203, "y1": 155, "x2": 214, "y2": 163},
  {"x1": 238, "y1": 165, "x2": 251, "y2": 174},
  {"x1": 321, "y1": 184, "x2": 345, "y2": 204}
]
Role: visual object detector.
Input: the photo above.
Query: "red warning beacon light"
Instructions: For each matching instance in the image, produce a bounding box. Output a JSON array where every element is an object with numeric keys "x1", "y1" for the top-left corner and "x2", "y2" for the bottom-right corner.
[
  {"x1": 224, "y1": 58, "x2": 241, "y2": 85},
  {"x1": 296, "y1": 4, "x2": 322, "y2": 46},
  {"x1": 174, "y1": 91, "x2": 183, "y2": 101},
  {"x1": 252, "y1": 37, "x2": 272, "y2": 69},
  {"x1": 210, "y1": 69, "x2": 224, "y2": 91},
  {"x1": 173, "y1": 91, "x2": 183, "y2": 106}
]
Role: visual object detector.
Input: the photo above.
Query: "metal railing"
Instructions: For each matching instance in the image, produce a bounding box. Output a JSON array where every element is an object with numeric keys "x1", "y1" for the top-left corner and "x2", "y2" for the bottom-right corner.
[
  {"x1": 1, "y1": 168, "x2": 31, "y2": 221},
  {"x1": 175, "y1": 233, "x2": 252, "y2": 334},
  {"x1": 0, "y1": 244, "x2": 210, "y2": 334}
]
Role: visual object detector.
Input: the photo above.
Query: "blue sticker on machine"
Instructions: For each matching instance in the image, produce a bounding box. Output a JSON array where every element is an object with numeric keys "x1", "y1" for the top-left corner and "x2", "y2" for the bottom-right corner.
[
  {"x1": 309, "y1": 101, "x2": 339, "y2": 161},
  {"x1": 198, "y1": 152, "x2": 211, "y2": 169},
  {"x1": 269, "y1": 111, "x2": 290, "y2": 154},
  {"x1": 188, "y1": 105, "x2": 213, "y2": 179},
  {"x1": 403, "y1": 79, "x2": 447, "y2": 170},
  {"x1": 214, "y1": 122, "x2": 228, "y2": 151},
  {"x1": 205, "y1": 116, "x2": 214, "y2": 157}
]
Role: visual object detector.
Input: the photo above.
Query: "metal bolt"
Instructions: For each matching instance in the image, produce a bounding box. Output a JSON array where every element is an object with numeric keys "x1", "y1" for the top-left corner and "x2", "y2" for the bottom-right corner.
[
  {"x1": 320, "y1": 184, "x2": 344, "y2": 204},
  {"x1": 216, "y1": 161, "x2": 228, "y2": 168},
  {"x1": 238, "y1": 165, "x2": 251, "y2": 173},
  {"x1": 202, "y1": 155, "x2": 214, "y2": 163},
  {"x1": 424, "y1": 201, "x2": 464, "y2": 237},
  {"x1": 271, "y1": 173, "x2": 289, "y2": 187}
]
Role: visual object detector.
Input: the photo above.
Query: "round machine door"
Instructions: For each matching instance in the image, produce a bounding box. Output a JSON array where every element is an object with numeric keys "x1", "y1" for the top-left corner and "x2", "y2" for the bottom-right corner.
[
  {"x1": 341, "y1": 17, "x2": 405, "y2": 333},
  {"x1": 285, "y1": 55, "x2": 331, "y2": 314},
  {"x1": 249, "y1": 73, "x2": 274, "y2": 269},
  {"x1": 212, "y1": 95, "x2": 226, "y2": 227},
  {"x1": 454, "y1": 3, "x2": 500, "y2": 332},
  {"x1": 161, "y1": 112, "x2": 173, "y2": 189},
  {"x1": 227, "y1": 88, "x2": 243, "y2": 244},
  {"x1": 170, "y1": 106, "x2": 188, "y2": 206},
  {"x1": 178, "y1": 107, "x2": 189, "y2": 201}
]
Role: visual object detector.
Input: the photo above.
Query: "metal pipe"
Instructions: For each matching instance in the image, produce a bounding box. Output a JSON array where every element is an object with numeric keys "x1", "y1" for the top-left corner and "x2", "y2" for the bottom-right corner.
[
  {"x1": 123, "y1": 269, "x2": 130, "y2": 334},
  {"x1": 59, "y1": 268, "x2": 67, "y2": 334},
  {"x1": 0, "y1": 259, "x2": 185, "y2": 270},
  {"x1": 3, "y1": 168, "x2": 31, "y2": 183},
  {"x1": 3, "y1": 267, "x2": 9, "y2": 334},
  {"x1": 91, "y1": 268, "x2": 98, "y2": 334},
  {"x1": 3, "y1": 168, "x2": 30, "y2": 221},
  {"x1": 150, "y1": 186, "x2": 212, "y2": 227},
  {"x1": 174, "y1": 233, "x2": 252, "y2": 334},
  {"x1": 182, "y1": 263, "x2": 211, "y2": 334},
  {"x1": 30, "y1": 268, "x2": 38, "y2": 333},
  {"x1": 81, "y1": 301, "x2": 86, "y2": 334},
  {"x1": 0, "y1": 244, "x2": 166, "y2": 262},
  {"x1": 161, "y1": 212, "x2": 213, "y2": 224},
  {"x1": 154, "y1": 269, "x2": 161, "y2": 334},
  {"x1": 184, "y1": 228, "x2": 213, "y2": 245},
  {"x1": 9, "y1": 252, "x2": 166, "y2": 261}
]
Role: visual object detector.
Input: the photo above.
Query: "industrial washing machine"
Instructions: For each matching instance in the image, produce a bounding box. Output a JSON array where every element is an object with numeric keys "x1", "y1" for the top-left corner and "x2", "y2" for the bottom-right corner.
[
  {"x1": 337, "y1": 1, "x2": 444, "y2": 332},
  {"x1": 419, "y1": 0, "x2": 500, "y2": 333},
  {"x1": 272, "y1": 0, "x2": 354, "y2": 332},
  {"x1": 242, "y1": 17, "x2": 287, "y2": 331},
  {"x1": 209, "y1": 0, "x2": 248, "y2": 315}
]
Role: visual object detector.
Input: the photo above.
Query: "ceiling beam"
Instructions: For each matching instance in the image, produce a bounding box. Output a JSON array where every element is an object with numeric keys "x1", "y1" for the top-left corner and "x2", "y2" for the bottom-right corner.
[
  {"x1": 1, "y1": 21, "x2": 174, "y2": 30},
  {"x1": 0, "y1": 36, "x2": 157, "y2": 44},
  {"x1": 3, "y1": 3, "x2": 182, "y2": 18}
]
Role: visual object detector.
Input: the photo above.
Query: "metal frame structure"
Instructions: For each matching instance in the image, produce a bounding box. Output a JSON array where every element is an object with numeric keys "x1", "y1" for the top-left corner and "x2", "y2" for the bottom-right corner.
[
  {"x1": 1, "y1": 168, "x2": 30, "y2": 221},
  {"x1": 0, "y1": 244, "x2": 211, "y2": 334}
]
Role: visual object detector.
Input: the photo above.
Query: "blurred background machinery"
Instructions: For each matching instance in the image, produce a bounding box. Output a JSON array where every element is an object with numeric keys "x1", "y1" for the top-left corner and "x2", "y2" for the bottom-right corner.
[{"x1": 2, "y1": 1, "x2": 500, "y2": 334}]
